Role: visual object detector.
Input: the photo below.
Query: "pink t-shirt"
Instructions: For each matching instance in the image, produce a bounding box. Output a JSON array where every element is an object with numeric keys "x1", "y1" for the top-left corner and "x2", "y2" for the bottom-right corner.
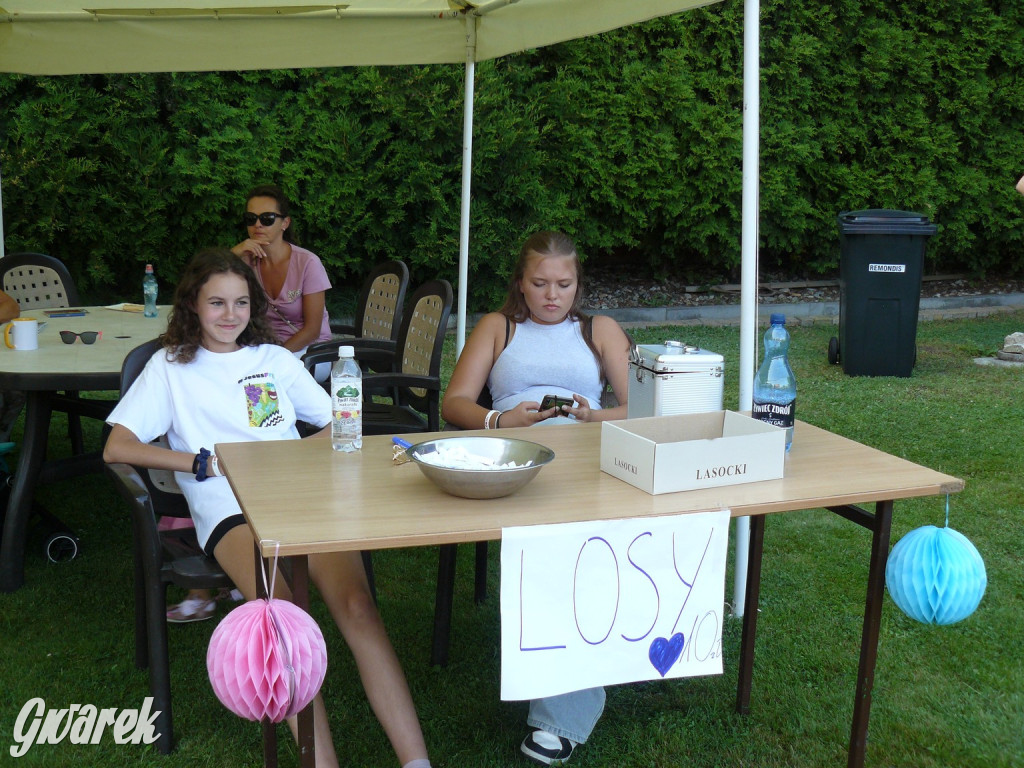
[{"x1": 251, "y1": 244, "x2": 332, "y2": 344}]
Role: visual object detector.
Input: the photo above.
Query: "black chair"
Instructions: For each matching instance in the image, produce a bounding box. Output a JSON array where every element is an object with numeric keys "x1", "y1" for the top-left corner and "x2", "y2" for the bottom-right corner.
[
  {"x1": 104, "y1": 338, "x2": 234, "y2": 755},
  {"x1": 313, "y1": 260, "x2": 410, "y2": 376},
  {"x1": 0, "y1": 252, "x2": 110, "y2": 454},
  {"x1": 303, "y1": 278, "x2": 453, "y2": 435},
  {"x1": 329, "y1": 259, "x2": 409, "y2": 346}
]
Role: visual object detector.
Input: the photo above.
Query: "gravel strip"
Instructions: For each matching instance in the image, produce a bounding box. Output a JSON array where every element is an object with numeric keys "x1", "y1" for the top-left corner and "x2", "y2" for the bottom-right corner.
[{"x1": 582, "y1": 269, "x2": 1024, "y2": 311}]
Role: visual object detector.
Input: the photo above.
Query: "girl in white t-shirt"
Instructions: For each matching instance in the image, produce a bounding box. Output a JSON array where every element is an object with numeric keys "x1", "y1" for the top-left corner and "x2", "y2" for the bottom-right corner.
[{"x1": 104, "y1": 248, "x2": 431, "y2": 768}]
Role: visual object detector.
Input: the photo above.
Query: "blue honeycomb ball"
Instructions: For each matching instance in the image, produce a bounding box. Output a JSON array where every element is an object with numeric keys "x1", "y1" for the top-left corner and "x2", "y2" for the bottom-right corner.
[{"x1": 885, "y1": 525, "x2": 986, "y2": 625}]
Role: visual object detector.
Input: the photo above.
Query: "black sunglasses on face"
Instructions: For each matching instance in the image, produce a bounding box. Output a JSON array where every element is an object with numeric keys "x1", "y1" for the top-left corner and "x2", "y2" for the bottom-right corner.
[
  {"x1": 59, "y1": 331, "x2": 101, "y2": 345},
  {"x1": 243, "y1": 212, "x2": 284, "y2": 227}
]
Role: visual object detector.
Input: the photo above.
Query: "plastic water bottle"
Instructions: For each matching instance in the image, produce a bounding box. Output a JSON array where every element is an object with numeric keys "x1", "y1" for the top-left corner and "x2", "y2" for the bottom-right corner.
[
  {"x1": 331, "y1": 345, "x2": 362, "y2": 452},
  {"x1": 143, "y1": 264, "x2": 159, "y2": 318},
  {"x1": 752, "y1": 313, "x2": 797, "y2": 451}
]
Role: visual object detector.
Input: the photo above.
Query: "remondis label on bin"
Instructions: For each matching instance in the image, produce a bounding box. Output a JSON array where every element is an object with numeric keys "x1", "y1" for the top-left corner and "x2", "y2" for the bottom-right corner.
[{"x1": 868, "y1": 263, "x2": 906, "y2": 273}]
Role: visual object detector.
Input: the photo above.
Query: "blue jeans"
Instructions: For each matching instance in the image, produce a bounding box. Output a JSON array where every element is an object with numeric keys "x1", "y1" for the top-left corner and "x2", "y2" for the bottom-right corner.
[{"x1": 527, "y1": 687, "x2": 606, "y2": 744}]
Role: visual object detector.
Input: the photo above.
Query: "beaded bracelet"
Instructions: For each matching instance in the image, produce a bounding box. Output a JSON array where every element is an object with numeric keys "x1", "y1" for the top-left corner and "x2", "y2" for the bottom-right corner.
[
  {"x1": 194, "y1": 447, "x2": 211, "y2": 482},
  {"x1": 483, "y1": 409, "x2": 499, "y2": 430}
]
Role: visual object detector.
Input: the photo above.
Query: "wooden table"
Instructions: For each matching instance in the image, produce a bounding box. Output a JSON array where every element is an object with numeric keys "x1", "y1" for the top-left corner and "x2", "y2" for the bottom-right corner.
[
  {"x1": 0, "y1": 306, "x2": 166, "y2": 591},
  {"x1": 217, "y1": 420, "x2": 963, "y2": 768}
]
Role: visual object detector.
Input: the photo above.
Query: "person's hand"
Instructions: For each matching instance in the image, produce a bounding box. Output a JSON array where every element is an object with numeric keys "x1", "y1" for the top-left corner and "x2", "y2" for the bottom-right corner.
[
  {"x1": 233, "y1": 236, "x2": 272, "y2": 261},
  {"x1": 498, "y1": 401, "x2": 561, "y2": 427},
  {"x1": 565, "y1": 394, "x2": 594, "y2": 422}
]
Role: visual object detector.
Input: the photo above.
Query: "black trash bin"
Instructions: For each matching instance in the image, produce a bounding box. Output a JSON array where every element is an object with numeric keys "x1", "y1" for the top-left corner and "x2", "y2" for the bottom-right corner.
[{"x1": 829, "y1": 209, "x2": 937, "y2": 377}]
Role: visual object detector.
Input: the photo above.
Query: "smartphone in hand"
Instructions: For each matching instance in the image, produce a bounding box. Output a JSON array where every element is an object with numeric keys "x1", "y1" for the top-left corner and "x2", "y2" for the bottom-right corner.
[{"x1": 540, "y1": 394, "x2": 574, "y2": 412}]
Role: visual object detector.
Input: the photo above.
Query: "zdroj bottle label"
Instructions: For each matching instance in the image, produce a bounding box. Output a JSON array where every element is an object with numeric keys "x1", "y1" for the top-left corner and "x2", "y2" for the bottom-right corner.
[{"x1": 751, "y1": 400, "x2": 795, "y2": 430}]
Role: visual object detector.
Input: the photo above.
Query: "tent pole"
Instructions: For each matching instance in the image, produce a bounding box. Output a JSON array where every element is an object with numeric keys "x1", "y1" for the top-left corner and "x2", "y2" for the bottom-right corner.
[
  {"x1": 0, "y1": 165, "x2": 5, "y2": 260},
  {"x1": 733, "y1": 0, "x2": 760, "y2": 619},
  {"x1": 456, "y1": 18, "x2": 477, "y2": 358}
]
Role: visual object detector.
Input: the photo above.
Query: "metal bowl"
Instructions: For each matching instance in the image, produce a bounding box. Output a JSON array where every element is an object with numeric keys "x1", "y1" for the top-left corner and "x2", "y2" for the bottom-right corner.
[{"x1": 405, "y1": 436, "x2": 555, "y2": 499}]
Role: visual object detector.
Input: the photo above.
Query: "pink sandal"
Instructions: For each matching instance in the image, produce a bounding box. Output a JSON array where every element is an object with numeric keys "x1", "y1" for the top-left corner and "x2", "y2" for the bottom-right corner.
[{"x1": 166, "y1": 596, "x2": 217, "y2": 623}]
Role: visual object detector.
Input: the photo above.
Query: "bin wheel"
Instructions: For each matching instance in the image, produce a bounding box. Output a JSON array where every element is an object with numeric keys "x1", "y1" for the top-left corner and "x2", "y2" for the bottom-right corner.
[
  {"x1": 828, "y1": 336, "x2": 840, "y2": 365},
  {"x1": 44, "y1": 532, "x2": 79, "y2": 563}
]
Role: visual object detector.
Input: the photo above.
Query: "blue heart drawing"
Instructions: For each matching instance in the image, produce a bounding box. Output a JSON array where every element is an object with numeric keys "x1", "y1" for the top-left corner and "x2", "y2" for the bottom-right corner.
[{"x1": 648, "y1": 633, "x2": 685, "y2": 677}]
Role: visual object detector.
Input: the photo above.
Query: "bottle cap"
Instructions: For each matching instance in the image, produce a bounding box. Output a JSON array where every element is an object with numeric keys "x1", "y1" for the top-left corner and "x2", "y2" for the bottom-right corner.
[
  {"x1": 770, "y1": 313, "x2": 786, "y2": 325},
  {"x1": 339, "y1": 345, "x2": 355, "y2": 358},
  {"x1": 145, "y1": 264, "x2": 154, "y2": 272}
]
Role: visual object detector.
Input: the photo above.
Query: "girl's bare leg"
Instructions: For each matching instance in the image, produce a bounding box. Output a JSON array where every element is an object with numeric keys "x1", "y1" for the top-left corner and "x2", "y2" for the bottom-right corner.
[
  {"x1": 309, "y1": 549, "x2": 429, "y2": 765},
  {"x1": 213, "y1": 526, "x2": 340, "y2": 768}
]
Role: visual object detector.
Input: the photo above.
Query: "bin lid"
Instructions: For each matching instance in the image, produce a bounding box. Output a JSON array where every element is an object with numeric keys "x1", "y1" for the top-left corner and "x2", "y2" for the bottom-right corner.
[{"x1": 838, "y1": 209, "x2": 937, "y2": 236}]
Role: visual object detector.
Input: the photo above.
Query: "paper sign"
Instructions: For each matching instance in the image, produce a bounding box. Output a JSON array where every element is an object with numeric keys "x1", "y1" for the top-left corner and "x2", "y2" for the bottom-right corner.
[{"x1": 500, "y1": 509, "x2": 730, "y2": 701}]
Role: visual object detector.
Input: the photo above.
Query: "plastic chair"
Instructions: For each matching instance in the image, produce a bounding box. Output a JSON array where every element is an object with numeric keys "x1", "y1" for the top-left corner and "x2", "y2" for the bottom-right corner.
[
  {"x1": 0, "y1": 251, "x2": 81, "y2": 309},
  {"x1": 303, "y1": 278, "x2": 453, "y2": 435},
  {"x1": 326, "y1": 259, "x2": 409, "y2": 350},
  {"x1": 306, "y1": 260, "x2": 409, "y2": 380},
  {"x1": 104, "y1": 338, "x2": 234, "y2": 754},
  {"x1": 0, "y1": 252, "x2": 108, "y2": 454}
]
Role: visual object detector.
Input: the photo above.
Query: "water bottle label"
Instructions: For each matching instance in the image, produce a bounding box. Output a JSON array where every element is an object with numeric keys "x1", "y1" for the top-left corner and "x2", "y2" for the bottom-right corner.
[
  {"x1": 751, "y1": 400, "x2": 795, "y2": 430},
  {"x1": 332, "y1": 383, "x2": 362, "y2": 427}
]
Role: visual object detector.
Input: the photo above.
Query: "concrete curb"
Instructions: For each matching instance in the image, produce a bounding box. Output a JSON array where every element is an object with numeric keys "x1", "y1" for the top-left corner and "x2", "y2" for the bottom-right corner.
[
  {"x1": 585, "y1": 292, "x2": 1024, "y2": 328},
  {"x1": 338, "y1": 292, "x2": 1024, "y2": 332}
]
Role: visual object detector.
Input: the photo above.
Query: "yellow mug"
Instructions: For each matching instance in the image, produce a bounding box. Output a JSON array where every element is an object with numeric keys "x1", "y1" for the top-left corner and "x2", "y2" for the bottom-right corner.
[{"x1": 4, "y1": 318, "x2": 39, "y2": 351}]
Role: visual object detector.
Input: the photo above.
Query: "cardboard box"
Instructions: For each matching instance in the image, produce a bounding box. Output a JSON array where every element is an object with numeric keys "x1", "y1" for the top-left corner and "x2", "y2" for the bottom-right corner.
[{"x1": 600, "y1": 411, "x2": 785, "y2": 494}]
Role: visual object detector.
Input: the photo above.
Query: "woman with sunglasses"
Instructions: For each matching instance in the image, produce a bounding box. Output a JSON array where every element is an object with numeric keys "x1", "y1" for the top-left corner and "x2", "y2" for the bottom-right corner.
[{"x1": 231, "y1": 184, "x2": 332, "y2": 356}]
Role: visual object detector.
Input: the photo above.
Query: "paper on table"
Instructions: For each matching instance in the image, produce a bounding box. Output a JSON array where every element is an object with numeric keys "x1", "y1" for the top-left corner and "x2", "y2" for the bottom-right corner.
[{"x1": 104, "y1": 303, "x2": 144, "y2": 313}]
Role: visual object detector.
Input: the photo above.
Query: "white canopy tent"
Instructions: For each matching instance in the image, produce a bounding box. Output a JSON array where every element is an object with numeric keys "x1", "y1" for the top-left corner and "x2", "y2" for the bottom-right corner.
[{"x1": 0, "y1": 0, "x2": 761, "y2": 612}]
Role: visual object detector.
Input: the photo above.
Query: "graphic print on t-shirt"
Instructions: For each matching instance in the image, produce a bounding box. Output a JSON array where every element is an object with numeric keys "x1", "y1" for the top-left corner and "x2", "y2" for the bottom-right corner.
[{"x1": 240, "y1": 372, "x2": 284, "y2": 428}]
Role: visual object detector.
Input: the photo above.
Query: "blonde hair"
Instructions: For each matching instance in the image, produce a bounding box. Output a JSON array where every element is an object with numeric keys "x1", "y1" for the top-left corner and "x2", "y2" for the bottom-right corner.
[{"x1": 497, "y1": 230, "x2": 600, "y2": 366}]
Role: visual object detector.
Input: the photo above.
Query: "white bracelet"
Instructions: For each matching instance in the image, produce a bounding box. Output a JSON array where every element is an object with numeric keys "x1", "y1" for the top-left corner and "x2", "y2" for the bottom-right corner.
[
  {"x1": 209, "y1": 453, "x2": 222, "y2": 477},
  {"x1": 484, "y1": 409, "x2": 499, "y2": 430}
]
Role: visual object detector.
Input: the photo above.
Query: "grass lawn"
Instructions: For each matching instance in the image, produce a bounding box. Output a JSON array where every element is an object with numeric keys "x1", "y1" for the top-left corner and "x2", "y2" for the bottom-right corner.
[{"x1": 1, "y1": 311, "x2": 1021, "y2": 767}]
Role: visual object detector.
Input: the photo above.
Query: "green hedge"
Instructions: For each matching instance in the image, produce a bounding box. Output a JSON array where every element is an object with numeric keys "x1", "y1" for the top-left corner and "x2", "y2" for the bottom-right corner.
[{"x1": 1, "y1": 1, "x2": 1022, "y2": 311}]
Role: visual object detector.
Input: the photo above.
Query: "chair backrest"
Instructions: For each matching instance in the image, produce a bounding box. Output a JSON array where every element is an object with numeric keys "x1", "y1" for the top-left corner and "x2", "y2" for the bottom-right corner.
[
  {"x1": 395, "y1": 279, "x2": 453, "y2": 403},
  {"x1": 0, "y1": 252, "x2": 81, "y2": 309},
  {"x1": 301, "y1": 279, "x2": 452, "y2": 431},
  {"x1": 119, "y1": 338, "x2": 189, "y2": 509},
  {"x1": 354, "y1": 260, "x2": 410, "y2": 341}
]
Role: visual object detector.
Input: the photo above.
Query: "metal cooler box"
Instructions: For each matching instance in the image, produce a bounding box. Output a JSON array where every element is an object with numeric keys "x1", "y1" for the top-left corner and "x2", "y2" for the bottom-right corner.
[{"x1": 627, "y1": 341, "x2": 724, "y2": 418}]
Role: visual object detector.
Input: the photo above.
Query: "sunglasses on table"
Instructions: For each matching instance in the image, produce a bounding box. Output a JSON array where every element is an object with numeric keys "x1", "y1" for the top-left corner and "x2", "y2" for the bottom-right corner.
[
  {"x1": 243, "y1": 212, "x2": 285, "y2": 227},
  {"x1": 59, "y1": 331, "x2": 102, "y2": 345}
]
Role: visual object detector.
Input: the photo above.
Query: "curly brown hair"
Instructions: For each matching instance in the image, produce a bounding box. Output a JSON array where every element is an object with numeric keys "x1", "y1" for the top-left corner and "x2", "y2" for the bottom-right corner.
[{"x1": 160, "y1": 248, "x2": 278, "y2": 363}]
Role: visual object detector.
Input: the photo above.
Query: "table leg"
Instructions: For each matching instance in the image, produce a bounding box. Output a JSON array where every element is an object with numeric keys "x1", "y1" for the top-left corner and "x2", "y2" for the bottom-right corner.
[
  {"x1": 432, "y1": 543, "x2": 458, "y2": 667},
  {"x1": 846, "y1": 499, "x2": 893, "y2": 768},
  {"x1": 735, "y1": 513, "x2": 765, "y2": 715},
  {"x1": 0, "y1": 390, "x2": 52, "y2": 592}
]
